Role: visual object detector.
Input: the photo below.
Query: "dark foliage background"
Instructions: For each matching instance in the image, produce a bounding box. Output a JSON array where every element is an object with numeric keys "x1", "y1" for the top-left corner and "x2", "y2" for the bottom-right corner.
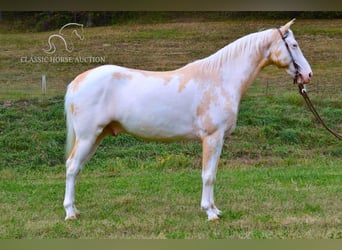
[{"x1": 1, "y1": 11, "x2": 341, "y2": 32}]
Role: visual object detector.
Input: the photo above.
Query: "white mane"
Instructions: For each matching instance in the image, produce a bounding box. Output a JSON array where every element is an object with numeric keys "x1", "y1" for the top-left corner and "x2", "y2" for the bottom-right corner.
[{"x1": 191, "y1": 29, "x2": 272, "y2": 72}]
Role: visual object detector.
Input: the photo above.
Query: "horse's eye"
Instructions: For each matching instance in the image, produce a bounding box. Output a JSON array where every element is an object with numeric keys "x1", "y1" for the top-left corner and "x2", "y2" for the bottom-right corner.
[{"x1": 292, "y1": 43, "x2": 298, "y2": 49}]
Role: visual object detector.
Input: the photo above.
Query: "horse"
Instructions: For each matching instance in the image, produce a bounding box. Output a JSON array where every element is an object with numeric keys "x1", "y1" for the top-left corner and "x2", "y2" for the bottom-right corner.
[
  {"x1": 43, "y1": 23, "x2": 84, "y2": 54},
  {"x1": 63, "y1": 19, "x2": 312, "y2": 221}
]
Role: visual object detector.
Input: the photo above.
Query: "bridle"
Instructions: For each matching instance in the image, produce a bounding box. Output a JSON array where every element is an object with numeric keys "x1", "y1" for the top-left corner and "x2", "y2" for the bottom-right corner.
[
  {"x1": 277, "y1": 28, "x2": 300, "y2": 84},
  {"x1": 277, "y1": 27, "x2": 342, "y2": 140}
]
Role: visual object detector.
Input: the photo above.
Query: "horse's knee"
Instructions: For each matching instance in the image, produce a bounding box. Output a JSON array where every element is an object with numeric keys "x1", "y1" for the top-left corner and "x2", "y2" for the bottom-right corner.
[
  {"x1": 66, "y1": 159, "x2": 82, "y2": 178},
  {"x1": 202, "y1": 172, "x2": 215, "y2": 185}
]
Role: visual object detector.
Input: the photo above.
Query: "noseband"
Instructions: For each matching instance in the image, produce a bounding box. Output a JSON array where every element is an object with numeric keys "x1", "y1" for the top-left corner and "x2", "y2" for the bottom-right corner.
[{"x1": 277, "y1": 28, "x2": 300, "y2": 84}]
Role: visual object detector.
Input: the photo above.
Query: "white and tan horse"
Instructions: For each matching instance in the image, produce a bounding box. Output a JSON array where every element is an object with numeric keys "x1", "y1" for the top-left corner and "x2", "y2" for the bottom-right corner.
[{"x1": 63, "y1": 20, "x2": 312, "y2": 221}]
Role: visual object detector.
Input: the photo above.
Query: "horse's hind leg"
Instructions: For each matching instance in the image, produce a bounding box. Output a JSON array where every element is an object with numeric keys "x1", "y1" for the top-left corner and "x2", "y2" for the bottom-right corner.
[
  {"x1": 63, "y1": 126, "x2": 110, "y2": 221},
  {"x1": 63, "y1": 132, "x2": 106, "y2": 220}
]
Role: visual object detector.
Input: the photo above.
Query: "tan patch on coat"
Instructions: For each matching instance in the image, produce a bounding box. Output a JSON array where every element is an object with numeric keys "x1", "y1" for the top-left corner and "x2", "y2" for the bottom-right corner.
[
  {"x1": 268, "y1": 29, "x2": 288, "y2": 68},
  {"x1": 270, "y1": 48, "x2": 285, "y2": 67},
  {"x1": 196, "y1": 90, "x2": 217, "y2": 115},
  {"x1": 177, "y1": 64, "x2": 221, "y2": 93},
  {"x1": 129, "y1": 68, "x2": 174, "y2": 85},
  {"x1": 196, "y1": 87, "x2": 220, "y2": 135},
  {"x1": 177, "y1": 65, "x2": 196, "y2": 92},
  {"x1": 69, "y1": 140, "x2": 79, "y2": 160},
  {"x1": 71, "y1": 69, "x2": 92, "y2": 92},
  {"x1": 113, "y1": 72, "x2": 133, "y2": 80},
  {"x1": 273, "y1": 49, "x2": 282, "y2": 59},
  {"x1": 270, "y1": 51, "x2": 287, "y2": 68},
  {"x1": 178, "y1": 78, "x2": 189, "y2": 92},
  {"x1": 202, "y1": 132, "x2": 221, "y2": 172},
  {"x1": 202, "y1": 138, "x2": 211, "y2": 172},
  {"x1": 70, "y1": 103, "x2": 77, "y2": 115},
  {"x1": 202, "y1": 114, "x2": 217, "y2": 136}
]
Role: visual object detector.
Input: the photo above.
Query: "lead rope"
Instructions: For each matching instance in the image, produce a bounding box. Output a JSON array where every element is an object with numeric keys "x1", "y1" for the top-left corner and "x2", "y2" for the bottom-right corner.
[{"x1": 298, "y1": 84, "x2": 342, "y2": 140}]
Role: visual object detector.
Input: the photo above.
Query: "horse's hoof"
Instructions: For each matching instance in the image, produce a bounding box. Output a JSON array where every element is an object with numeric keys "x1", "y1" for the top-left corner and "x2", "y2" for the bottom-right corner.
[
  {"x1": 65, "y1": 212, "x2": 80, "y2": 221},
  {"x1": 65, "y1": 215, "x2": 77, "y2": 221},
  {"x1": 208, "y1": 213, "x2": 220, "y2": 222}
]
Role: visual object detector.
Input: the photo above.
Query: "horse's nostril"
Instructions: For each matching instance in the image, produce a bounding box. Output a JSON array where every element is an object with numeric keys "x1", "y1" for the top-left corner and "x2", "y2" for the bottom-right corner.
[{"x1": 309, "y1": 72, "x2": 312, "y2": 78}]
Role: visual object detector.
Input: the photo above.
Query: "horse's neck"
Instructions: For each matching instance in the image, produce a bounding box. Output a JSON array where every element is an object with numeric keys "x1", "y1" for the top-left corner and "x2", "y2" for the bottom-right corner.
[
  {"x1": 225, "y1": 51, "x2": 269, "y2": 99},
  {"x1": 218, "y1": 31, "x2": 272, "y2": 101}
]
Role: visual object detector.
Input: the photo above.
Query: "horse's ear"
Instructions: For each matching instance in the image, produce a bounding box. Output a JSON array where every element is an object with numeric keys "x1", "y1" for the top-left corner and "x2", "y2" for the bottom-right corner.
[{"x1": 279, "y1": 18, "x2": 296, "y2": 36}]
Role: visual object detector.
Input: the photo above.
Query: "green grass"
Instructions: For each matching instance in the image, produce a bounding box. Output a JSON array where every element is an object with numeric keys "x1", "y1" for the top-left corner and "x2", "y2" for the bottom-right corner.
[
  {"x1": 0, "y1": 155, "x2": 341, "y2": 239},
  {"x1": 0, "y1": 18, "x2": 342, "y2": 239}
]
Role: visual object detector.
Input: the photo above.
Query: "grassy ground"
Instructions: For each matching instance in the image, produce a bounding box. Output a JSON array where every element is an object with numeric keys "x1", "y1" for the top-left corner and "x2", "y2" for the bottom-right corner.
[{"x1": 0, "y1": 18, "x2": 341, "y2": 239}]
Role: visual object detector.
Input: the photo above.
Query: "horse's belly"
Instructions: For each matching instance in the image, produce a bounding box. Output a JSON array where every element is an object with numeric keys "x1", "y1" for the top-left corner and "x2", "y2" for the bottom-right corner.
[
  {"x1": 117, "y1": 104, "x2": 197, "y2": 141},
  {"x1": 106, "y1": 75, "x2": 200, "y2": 140}
]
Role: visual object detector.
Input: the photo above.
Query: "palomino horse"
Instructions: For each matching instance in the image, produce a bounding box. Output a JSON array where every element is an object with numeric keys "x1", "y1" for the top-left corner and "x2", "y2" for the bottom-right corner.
[{"x1": 63, "y1": 20, "x2": 312, "y2": 221}]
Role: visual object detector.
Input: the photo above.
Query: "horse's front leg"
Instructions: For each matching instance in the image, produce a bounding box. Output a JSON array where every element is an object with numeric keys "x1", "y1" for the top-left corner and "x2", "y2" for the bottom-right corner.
[{"x1": 201, "y1": 131, "x2": 224, "y2": 221}]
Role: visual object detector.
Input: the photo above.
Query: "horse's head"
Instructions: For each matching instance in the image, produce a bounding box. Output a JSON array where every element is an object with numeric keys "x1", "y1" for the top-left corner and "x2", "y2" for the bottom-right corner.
[{"x1": 269, "y1": 19, "x2": 313, "y2": 84}]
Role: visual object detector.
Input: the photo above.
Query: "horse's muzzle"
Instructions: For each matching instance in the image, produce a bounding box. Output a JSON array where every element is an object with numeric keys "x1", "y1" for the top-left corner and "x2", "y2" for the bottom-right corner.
[{"x1": 298, "y1": 71, "x2": 313, "y2": 84}]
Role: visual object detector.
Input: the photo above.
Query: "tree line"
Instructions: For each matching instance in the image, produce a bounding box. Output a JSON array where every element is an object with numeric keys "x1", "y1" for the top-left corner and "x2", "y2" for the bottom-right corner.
[{"x1": 1, "y1": 11, "x2": 341, "y2": 32}]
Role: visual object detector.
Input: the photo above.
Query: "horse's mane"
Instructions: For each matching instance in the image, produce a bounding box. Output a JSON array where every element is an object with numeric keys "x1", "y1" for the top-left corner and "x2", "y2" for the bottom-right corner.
[{"x1": 190, "y1": 29, "x2": 272, "y2": 72}]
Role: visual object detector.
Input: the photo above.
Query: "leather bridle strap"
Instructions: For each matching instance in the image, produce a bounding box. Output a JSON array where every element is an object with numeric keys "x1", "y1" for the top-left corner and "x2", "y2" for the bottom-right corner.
[{"x1": 277, "y1": 28, "x2": 300, "y2": 84}]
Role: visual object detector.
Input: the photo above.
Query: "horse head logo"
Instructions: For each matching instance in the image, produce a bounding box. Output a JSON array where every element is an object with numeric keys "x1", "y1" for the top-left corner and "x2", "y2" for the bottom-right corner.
[{"x1": 43, "y1": 23, "x2": 85, "y2": 54}]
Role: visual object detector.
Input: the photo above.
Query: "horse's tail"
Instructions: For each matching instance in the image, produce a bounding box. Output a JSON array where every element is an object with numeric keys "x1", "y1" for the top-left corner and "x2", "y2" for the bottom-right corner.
[{"x1": 65, "y1": 87, "x2": 76, "y2": 159}]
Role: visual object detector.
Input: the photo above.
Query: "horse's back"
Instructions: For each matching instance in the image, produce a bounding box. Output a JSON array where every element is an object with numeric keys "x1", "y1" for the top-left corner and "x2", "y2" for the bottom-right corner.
[{"x1": 66, "y1": 65, "x2": 126, "y2": 95}]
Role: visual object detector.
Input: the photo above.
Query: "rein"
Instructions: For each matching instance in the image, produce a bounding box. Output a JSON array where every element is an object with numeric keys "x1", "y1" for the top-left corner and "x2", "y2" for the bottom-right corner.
[{"x1": 277, "y1": 28, "x2": 342, "y2": 140}]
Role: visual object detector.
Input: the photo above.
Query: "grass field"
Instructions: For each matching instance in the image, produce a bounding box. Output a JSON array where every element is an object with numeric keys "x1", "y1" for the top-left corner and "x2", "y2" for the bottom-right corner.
[{"x1": 0, "y1": 17, "x2": 341, "y2": 239}]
